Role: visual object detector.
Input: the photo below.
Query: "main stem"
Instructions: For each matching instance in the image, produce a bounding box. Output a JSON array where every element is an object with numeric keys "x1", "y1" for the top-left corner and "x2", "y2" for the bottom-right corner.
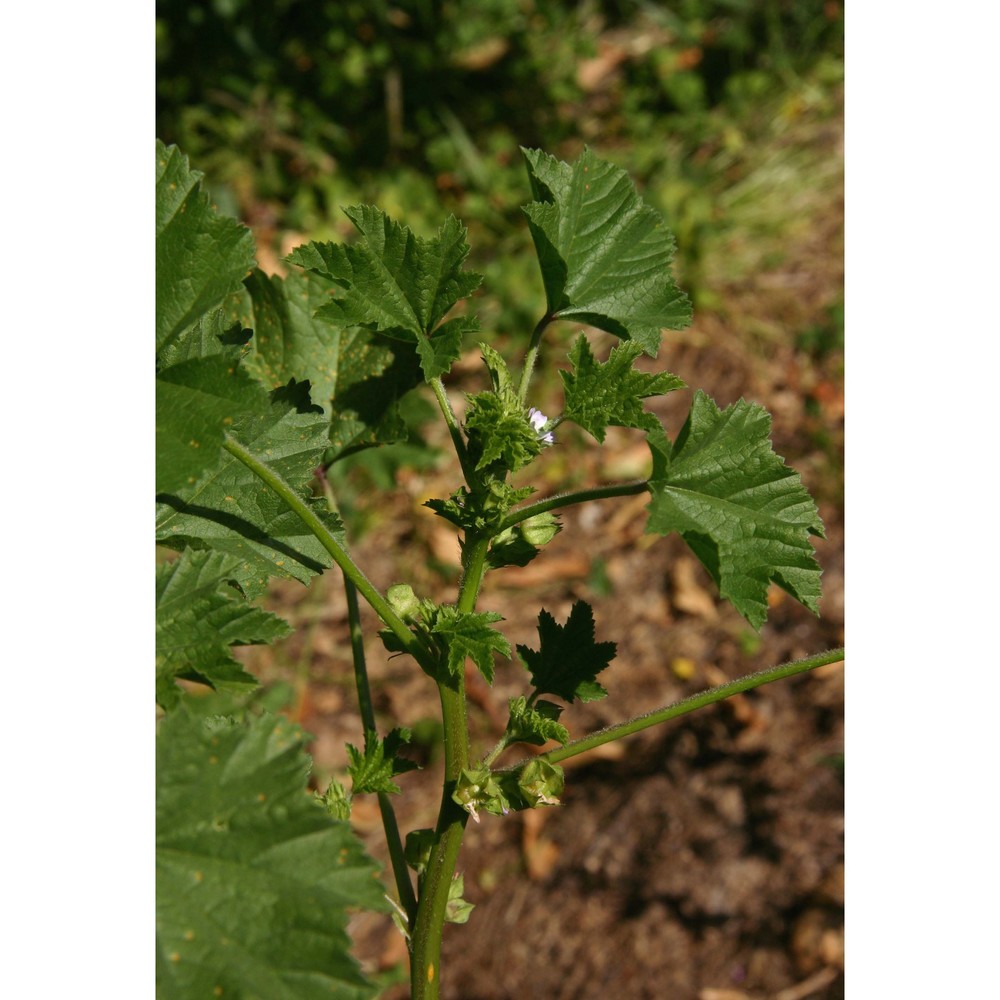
[{"x1": 409, "y1": 534, "x2": 489, "y2": 999}]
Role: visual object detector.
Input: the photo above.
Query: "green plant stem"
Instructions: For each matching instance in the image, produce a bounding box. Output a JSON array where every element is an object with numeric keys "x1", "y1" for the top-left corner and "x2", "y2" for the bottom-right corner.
[
  {"x1": 499, "y1": 480, "x2": 650, "y2": 530},
  {"x1": 507, "y1": 648, "x2": 844, "y2": 772},
  {"x1": 430, "y1": 376, "x2": 474, "y2": 481},
  {"x1": 517, "y1": 313, "x2": 553, "y2": 405},
  {"x1": 343, "y1": 576, "x2": 418, "y2": 926},
  {"x1": 409, "y1": 534, "x2": 490, "y2": 998},
  {"x1": 480, "y1": 734, "x2": 511, "y2": 769},
  {"x1": 221, "y1": 436, "x2": 435, "y2": 675},
  {"x1": 343, "y1": 577, "x2": 376, "y2": 726}
]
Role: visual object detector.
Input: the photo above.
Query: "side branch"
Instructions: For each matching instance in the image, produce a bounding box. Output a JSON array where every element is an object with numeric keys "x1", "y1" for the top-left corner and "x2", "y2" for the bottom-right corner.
[
  {"x1": 505, "y1": 648, "x2": 845, "y2": 770},
  {"x1": 221, "y1": 436, "x2": 435, "y2": 674}
]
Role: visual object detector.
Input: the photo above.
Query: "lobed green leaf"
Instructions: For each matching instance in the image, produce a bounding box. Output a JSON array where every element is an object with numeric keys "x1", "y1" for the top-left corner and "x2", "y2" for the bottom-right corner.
[
  {"x1": 156, "y1": 707, "x2": 386, "y2": 1000},
  {"x1": 522, "y1": 147, "x2": 692, "y2": 355},
  {"x1": 241, "y1": 268, "x2": 423, "y2": 462},
  {"x1": 156, "y1": 140, "x2": 255, "y2": 355},
  {"x1": 346, "y1": 728, "x2": 420, "y2": 796},
  {"x1": 155, "y1": 550, "x2": 291, "y2": 709},
  {"x1": 645, "y1": 390, "x2": 824, "y2": 629},
  {"x1": 432, "y1": 607, "x2": 511, "y2": 684},
  {"x1": 517, "y1": 600, "x2": 616, "y2": 703},
  {"x1": 287, "y1": 206, "x2": 481, "y2": 382},
  {"x1": 156, "y1": 384, "x2": 345, "y2": 599},
  {"x1": 561, "y1": 335, "x2": 685, "y2": 442}
]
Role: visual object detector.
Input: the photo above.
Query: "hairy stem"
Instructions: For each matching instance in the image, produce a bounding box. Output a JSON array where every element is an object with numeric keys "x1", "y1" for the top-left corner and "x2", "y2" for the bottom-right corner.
[
  {"x1": 506, "y1": 648, "x2": 845, "y2": 771},
  {"x1": 221, "y1": 436, "x2": 435, "y2": 674},
  {"x1": 344, "y1": 577, "x2": 418, "y2": 926},
  {"x1": 499, "y1": 480, "x2": 650, "y2": 531},
  {"x1": 409, "y1": 534, "x2": 490, "y2": 998},
  {"x1": 430, "y1": 377, "x2": 475, "y2": 482},
  {"x1": 517, "y1": 313, "x2": 554, "y2": 405}
]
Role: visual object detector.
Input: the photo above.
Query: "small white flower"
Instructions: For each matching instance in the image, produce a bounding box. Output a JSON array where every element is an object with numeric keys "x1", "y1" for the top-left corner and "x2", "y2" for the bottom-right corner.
[{"x1": 527, "y1": 407, "x2": 555, "y2": 446}]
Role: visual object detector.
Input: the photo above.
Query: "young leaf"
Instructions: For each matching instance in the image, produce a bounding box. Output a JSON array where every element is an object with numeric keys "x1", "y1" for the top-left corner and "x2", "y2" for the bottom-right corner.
[
  {"x1": 445, "y1": 873, "x2": 475, "y2": 925},
  {"x1": 522, "y1": 147, "x2": 692, "y2": 355},
  {"x1": 431, "y1": 607, "x2": 511, "y2": 684},
  {"x1": 346, "y1": 728, "x2": 420, "y2": 796},
  {"x1": 286, "y1": 207, "x2": 482, "y2": 382},
  {"x1": 561, "y1": 335, "x2": 685, "y2": 442},
  {"x1": 425, "y1": 482, "x2": 535, "y2": 534},
  {"x1": 156, "y1": 708, "x2": 386, "y2": 1000},
  {"x1": 155, "y1": 550, "x2": 291, "y2": 709},
  {"x1": 156, "y1": 140, "x2": 255, "y2": 355},
  {"x1": 156, "y1": 383, "x2": 345, "y2": 599},
  {"x1": 505, "y1": 695, "x2": 570, "y2": 747},
  {"x1": 464, "y1": 346, "x2": 543, "y2": 473},
  {"x1": 645, "y1": 390, "x2": 824, "y2": 629},
  {"x1": 517, "y1": 600, "x2": 616, "y2": 703},
  {"x1": 241, "y1": 268, "x2": 423, "y2": 461}
]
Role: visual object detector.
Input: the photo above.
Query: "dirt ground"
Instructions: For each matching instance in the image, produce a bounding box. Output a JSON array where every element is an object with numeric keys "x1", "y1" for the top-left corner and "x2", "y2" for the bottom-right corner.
[{"x1": 240, "y1": 296, "x2": 844, "y2": 999}]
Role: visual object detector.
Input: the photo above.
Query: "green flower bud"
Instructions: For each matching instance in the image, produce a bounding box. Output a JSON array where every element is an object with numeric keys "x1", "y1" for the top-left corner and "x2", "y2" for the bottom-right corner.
[
  {"x1": 452, "y1": 767, "x2": 511, "y2": 823},
  {"x1": 316, "y1": 778, "x2": 352, "y2": 820},
  {"x1": 519, "y1": 512, "x2": 561, "y2": 547},
  {"x1": 404, "y1": 828, "x2": 436, "y2": 876},
  {"x1": 386, "y1": 583, "x2": 422, "y2": 623},
  {"x1": 517, "y1": 759, "x2": 565, "y2": 807}
]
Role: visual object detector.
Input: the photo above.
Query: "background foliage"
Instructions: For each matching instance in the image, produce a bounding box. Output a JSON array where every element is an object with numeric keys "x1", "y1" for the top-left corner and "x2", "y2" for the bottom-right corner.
[{"x1": 157, "y1": 0, "x2": 843, "y2": 320}]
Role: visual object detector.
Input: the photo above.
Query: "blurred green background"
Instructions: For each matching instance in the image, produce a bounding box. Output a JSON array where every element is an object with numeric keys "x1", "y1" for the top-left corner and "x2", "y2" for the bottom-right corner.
[{"x1": 156, "y1": 0, "x2": 843, "y2": 332}]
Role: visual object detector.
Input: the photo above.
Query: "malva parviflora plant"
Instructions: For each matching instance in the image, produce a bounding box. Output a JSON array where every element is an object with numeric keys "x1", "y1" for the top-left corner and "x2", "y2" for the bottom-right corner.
[{"x1": 155, "y1": 139, "x2": 843, "y2": 999}]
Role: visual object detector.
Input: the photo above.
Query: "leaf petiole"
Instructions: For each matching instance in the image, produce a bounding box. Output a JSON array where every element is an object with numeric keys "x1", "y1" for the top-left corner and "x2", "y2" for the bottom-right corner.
[
  {"x1": 516, "y1": 313, "x2": 554, "y2": 405},
  {"x1": 221, "y1": 435, "x2": 437, "y2": 675},
  {"x1": 504, "y1": 648, "x2": 845, "y2": 772},
  {"x1": 499, "y1": 480, "x2": 650, "y2": 531},
  {"x1": 430, "y1": 376, "x2": 475, "y2": 482}
]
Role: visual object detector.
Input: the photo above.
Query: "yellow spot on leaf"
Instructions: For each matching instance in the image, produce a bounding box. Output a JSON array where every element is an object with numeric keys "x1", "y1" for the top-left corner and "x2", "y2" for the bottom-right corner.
[
  {"x1": 188, "y1": 440, "x2": 200, "y2": 448},
  {"x1": 222, "y1": 416, "x2": 233, "y2": 425},
  {"x1": 170, "y1": 952, "x2": 180, "y2": 963},
  {"x1": 208, "y1": 755, "x2": 218, "y2": 765},
  {"x1": 214, "y1": 988, "x2": 223, "y2": 997},
  {"x1": 224, "y1": 495, "x2": 234, "y2": 502},
  {"x1": 194, "y1": 871, "x2": 204, "y2": 882},
  {"x1": 427, "y1": 964, "x2": 435, "y2": 983},
  {"x1": 184, "y1": 930, "x2": 195, "y2": 941},
  {"x1": 257, "y1": 793, "x2": 267, "y2": 802}
]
